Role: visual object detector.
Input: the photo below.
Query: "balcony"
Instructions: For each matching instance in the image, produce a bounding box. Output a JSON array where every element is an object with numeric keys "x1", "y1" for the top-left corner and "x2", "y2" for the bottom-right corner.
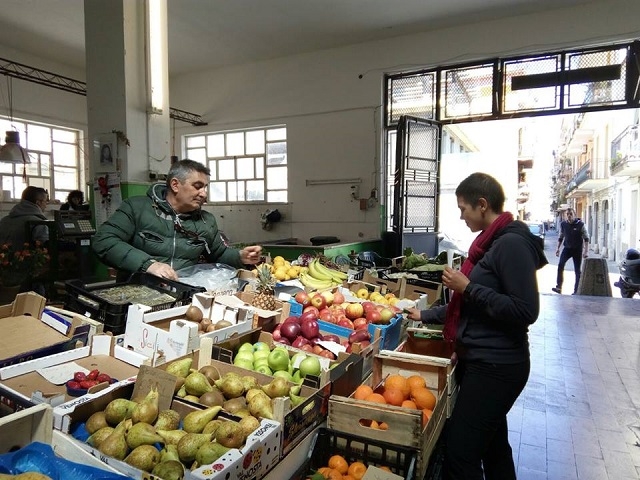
[
  {"x1": 517, "y1": 181, "x2": 530, "y2": 204},
  {"x1": 565, "y1": 161, "x2": 609, "y2": 197},
  {"x1": 610, "y1": 125, "x2": 640, "y2": 177}
]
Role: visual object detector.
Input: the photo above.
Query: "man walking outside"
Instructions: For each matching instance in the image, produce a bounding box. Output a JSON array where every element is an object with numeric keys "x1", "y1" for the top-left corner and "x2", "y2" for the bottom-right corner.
[{"x1": 552, "y1": 208, "x2": 589, "y2": 295}]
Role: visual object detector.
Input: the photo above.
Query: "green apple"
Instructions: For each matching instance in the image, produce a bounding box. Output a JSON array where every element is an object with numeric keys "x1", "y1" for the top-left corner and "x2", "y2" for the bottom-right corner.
[
  {"x1": 253, "y1": 349, "x2": 270, "y2": 363},
  {"x1": 238, "y1": 342, "x2": 254, "y2": 354},
  {"x1": 299, "y1": 356, "x2": 321, "y2": 377},
  {"x1": 255, "y1": 364, "x2": 272, "y2": 375},
  {"x1": 292, "y1": 370, "x2": 303, "y2": 384},
  {"x1": 253, "y1": 341, "x2": 270, "y2": 353},
  {"x1": 290, "y1": 352, "x2": 307, "y2": 367},
  {"x1": 268, "y1": 348, "x2": 290, "y2": 372},
  {"x1": 234, "y1": 359, "x2": 254, "y2": 371},
  {"x1": 234, "y1": 351, "x2": 254, "y2": 364},
  {"x1": 273, "y1": 370, "x2": 294, "y2": 382},
  {"x1": 253, "y1": 357, "x2": 270, "y2": 370}
]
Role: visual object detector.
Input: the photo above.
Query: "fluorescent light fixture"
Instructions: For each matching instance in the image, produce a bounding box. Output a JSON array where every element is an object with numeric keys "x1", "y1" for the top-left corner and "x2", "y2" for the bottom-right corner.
[{"x1": 146, "y1": 0, "x2": 166, "y2": 114}]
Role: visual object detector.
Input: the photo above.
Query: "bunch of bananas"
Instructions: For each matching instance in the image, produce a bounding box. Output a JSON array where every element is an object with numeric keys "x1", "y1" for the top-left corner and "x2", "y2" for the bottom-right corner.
[{"x1": 298, "y1": 258, "x2": 348, "y2": 290}]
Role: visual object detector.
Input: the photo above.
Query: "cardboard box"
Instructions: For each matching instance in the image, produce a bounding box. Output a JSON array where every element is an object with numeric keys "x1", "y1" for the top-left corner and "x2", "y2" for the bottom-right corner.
[
  {"x1": 235, "y1": 291, "x2": 291, "y2": 328},
  {"x1": 0, "y1": 292, "x2": 94, "y2": 368},
  {"x1": 0, "y1": 403, "x2": 52, "y2": 452},
  {"x1": 0, "y1": 335, "x2": 145, "y2": 413},
  {"x1": 211, "y1": 329, "x2": 364, "y2": 397},
  {"x1": 328, "y1": 352, "x2": 450, "y2": 480}
]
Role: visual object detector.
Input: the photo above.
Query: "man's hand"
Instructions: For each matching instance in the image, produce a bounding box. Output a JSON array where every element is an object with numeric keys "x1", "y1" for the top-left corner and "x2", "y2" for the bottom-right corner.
[
  {"x1": 146, "y1": 262, "x2": 178, "y2": 281},
  {"x1": 405, "y1": 307, "x2": 421, "y2": 321},
  {"x1": 441, "y1": 266, "x2": 469, "y2": 294},
  {"x1": 583, "y1": 251, "x2": 589, "y2": 258},
  {"x1": 240, "y1": 245, "x2": 262, "y2": 265},
  {"x1": 555, "y1": 247, "x2": 560, "y2": 257}
]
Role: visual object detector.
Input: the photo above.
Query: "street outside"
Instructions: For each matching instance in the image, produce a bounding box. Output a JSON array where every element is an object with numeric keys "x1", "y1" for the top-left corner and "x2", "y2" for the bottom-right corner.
[{"x1": 537, "y1": 230, "x2": 624, "y2": 298}]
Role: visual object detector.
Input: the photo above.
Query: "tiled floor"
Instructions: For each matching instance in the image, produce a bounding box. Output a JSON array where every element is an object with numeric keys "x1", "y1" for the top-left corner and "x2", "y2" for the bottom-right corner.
[{"x1": 508, "y1": 294, "x2": 640, "y2": 479}]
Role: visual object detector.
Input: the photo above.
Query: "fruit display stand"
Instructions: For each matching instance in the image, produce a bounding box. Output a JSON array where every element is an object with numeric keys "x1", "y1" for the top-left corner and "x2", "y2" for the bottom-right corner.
[
  {"x1": 0, "y1": 334, "x2": 145, "y2": 413},
  {"x1": 255, "y1": 238, "x2": 385, "y2": 263},
  {"x1": 328, "y1": 352, "x2": 450, "y2": 479}
]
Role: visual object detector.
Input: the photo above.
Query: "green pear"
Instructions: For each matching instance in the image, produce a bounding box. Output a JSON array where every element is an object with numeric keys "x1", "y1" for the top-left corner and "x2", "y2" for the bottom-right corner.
[
  {"x1": 104, "y1": 398, "x2": 137, "y2": 425},
  {"x1": 125, "y1": 421, "x2": 164, "y2": 449},
  {"x1": 157, "y1": 429, "x2": 188, "y2": 446},
  {"x1": 165, "y1": 357, "x2": 193, "y2": 378},
  {"x1": 183, "y1": 405, "x2": 222, "y2": 434},
  {"x1": 176, "y1": 432, "x2": 213, "y2": 464},
  {"x1": 152, "y1": 460, "x2": 185, "y2": 480},
  {"x1": 124, "y1": 444, "x2": 161, "y2": 473},
  {"x1": 184, "y1": 371, "x2": 213, "y2": 397},
  {"x1": 195, "y1": 441, "x2": 230, "y2": 465},
  {"x1": 132, "y1": 387, "x2": 159, "y2": 425},
  {"x1": 154, "y1": 410, "x2": 181, "y2": 431}
]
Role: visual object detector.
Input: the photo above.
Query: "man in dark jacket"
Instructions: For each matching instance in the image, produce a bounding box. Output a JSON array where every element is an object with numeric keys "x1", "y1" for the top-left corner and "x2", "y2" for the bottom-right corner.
[
  {"x1": 552, "y1": 208, "x2": 589, "y2": 295},
  {"x1": 92, "y1": 159, "x2": 262, "y2": 280},
  {"x1": 0, "y1": 186, "x2": 49, "y2": 246}
]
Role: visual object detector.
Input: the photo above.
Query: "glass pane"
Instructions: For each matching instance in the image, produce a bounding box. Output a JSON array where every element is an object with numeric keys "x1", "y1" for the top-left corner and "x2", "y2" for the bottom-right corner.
[
  {"x1": 266, "y1": 166, "x2": 287, "y2": 189},
  {"x1": 52, "y1": 129, "x2": 76, "y2": 142},
  {"x1": 246, "y1": 180, "x2": 264, "y2": 201},
  {"x1": 54, "y1": 191, "x2": 67, "y2": 202},
  {"x1": 209, "y1": 182, "x2": 226, "y2": 202},
  {"x1": 266, "y1": 127, "x2": 286, "y2": 141},
  {"x1": 186, "y1": 136, "x2": 205, "y2": 148},
  {"x1": 237, "y1": 157, "x2": 254, "y2": 179},
  {"x1": 1, "y1": 177, "x2": 14, "y2": 199},
  {"x1": 504, "y1": 56, "x2": 560, "y2": 112},
  {"x1": 246, "y1": 130, "x2": 265, "y2": 154},
  {"x1": 441, "y1": 64, "x2": 494, "y2": 119},
  {"x1": 255, "y1": 158, "x2": 264, "y2": 178},
  {"x1": 226, "y1": 132, "x2": 244, "y2": 156},
  {"x1": 267, "y1": 190, "x2": 288, "y2": 202},
  {"x1": 12, "y1": 177, "x2": 27, "y2": 198},
  {"x1": 207, "y1": 134, "x2": 225, "y2": 156},
  {"x1": 187, "y1": 147, "x2": 206, "y2": 163},
  {"x1": 40, "y1": 154, "x2": 51, "y2": 177},
  {"x1": 207, "y1": 160, "x2": 217, "y2": 180},
  {"x1": 53, "y1": 166, "x2": 77, "y2": 190},
  {"x1": 237, "y1": 181, "x2": 245, "y2": 201},
  {"x1": 26, "y1": 124, "x2": 52, "y2": 152},
  {"x1": 0, "y1": 162, "x2": 12, "y2": 174},
  {"x1": 0, "y1": 119, "x2": 12, "y2": 133},
  {"x1": 388, "y1": 73, "x2": 436, "y2": 125},
  {"x1": 218, "y1": 159, "x2": 235, "y2": 180},
  {"x1": 267, "y1": 142, "x2": 287, "y2": 165},
  {"x1": 227, "y1": 182, "x2": 238, "y2": 202},
  {"x1": 566, "y1": 47, "x2": 627, "y2": 107},
  {"x1": 53, "y1": 142, "x2": 77, "y2": 167},
  {"x1": 25, "y1": 156, "x2": 39, "y2": 177}
]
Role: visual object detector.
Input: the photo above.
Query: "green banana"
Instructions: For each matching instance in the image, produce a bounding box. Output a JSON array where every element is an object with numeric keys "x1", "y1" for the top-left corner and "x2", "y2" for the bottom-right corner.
[
  {"x1": 314, "y1": 259, "x2": 348, "y2": 282},
  {"x1": 299, "y1": 272, "x2": 334, "y2": 290},
  {"x1": 308, "y1": 259, "x2": 333, "y2": 282}
]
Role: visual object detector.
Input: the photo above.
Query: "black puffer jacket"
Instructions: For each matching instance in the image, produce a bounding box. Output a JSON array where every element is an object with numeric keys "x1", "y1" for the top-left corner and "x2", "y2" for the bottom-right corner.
[
  {"x1": 420, "y1": 220, "x2": 548, "y2": 364},
  {"x1": 92, "y1": 183, "x2": 244, "y2": 275}
]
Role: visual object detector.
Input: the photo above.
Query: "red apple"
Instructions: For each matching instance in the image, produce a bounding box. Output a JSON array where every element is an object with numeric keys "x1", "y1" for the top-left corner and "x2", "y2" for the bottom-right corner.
[
  {"x1": 303, "y1": 306, "x2": 320, "y2": 317},
  {"x1": 320, "y1": 290, "x2": 334, "y2": 307},
  {"x1": 379, "y1": 308, "x2": 395, "y2": 324},
  {"x1": 300, "y1": 310, "x2": 319, "y2": 324},
  {"x1": 310, "y1": 294, "x2": 326, "y2": 310},
  {"x1": 332, "y1": 291, "x2": 345, "y2": 305},
  {"x1": 345, "y1": 302, "x2": 364, "y2": 320},
  {"x1": 362, "y1": 301, "x2": 376, "y2": 313},
  {"x1": 353, "y1": 317, "x2": 369, "y2": 330},
  {"x1": 319, "y1": 350, "x2": 335, "y2": 360},
  {"x1": 312, "y1": 345, "x2": 324, "y2": 355},
  {"x1": 294, "y1": 290, "x2": 311, "y2": 307},
  {"x1": 319, "y1": 308, "x2": 332, "y2": 322},
  {"x1": 337, "y1": 317, "x2": 354, "y2": 329},
  {"x1": 366, "y1": 309, "x2": 382, "y2": 324},
  {"x1": 300, "y1": 344, "x2": 314, "y2": 353}
]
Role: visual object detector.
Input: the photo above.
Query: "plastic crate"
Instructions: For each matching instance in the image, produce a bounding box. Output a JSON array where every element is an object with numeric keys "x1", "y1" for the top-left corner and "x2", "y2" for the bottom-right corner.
[
  {"x1": 291, "y1": 427, "x2": 417, "y2": 480},
  {"x1": 380, "y1": 266, "x2": 444, "y2": 284},
  {"x1": 368, "y1": 314, "x2": 403, "y2": 350},
  {"x1": 64, "y1": 272, "x2": 205, "y2": 335}
]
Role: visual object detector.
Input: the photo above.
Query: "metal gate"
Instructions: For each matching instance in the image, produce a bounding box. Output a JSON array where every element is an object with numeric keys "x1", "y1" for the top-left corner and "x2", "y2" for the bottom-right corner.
[{"x1": 392, "y1": 115, "x2": 442, "y2": 256}]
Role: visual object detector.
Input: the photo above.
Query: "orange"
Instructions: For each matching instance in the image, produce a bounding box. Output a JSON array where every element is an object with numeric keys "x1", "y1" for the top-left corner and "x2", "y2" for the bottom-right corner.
[
  {"x1": 382, "y1": 387, "x2": 405, "y2": 406},
  {"x1": 343, "y1": 476, "x2": 356, "y2": 480},
  {"x1": 378, "y1": 421, "x2": 389, "y2": 430},
  {"x1": 353, "y1": 385, "x2": 373, "y2": 400},
  {"x1": 407, "y1": 374, "x2": 427, "y2": 393},
  {"x1": 369, "y1": 419, "x2": 380, "y2": 429},
  {"x1": 411, "y1": 386, "x2": 437, "y2": 410},
  {"x1": 348, "y1": 461, "x2": 367, "y2": 480},
  {"x1": 384, "y1": 374, "x2": 410, "y2": 399},
  {"x1": 422, "y1": 408, "x2": 433, "y2": 427},
  {"x1": 401, "y1": 399, "x2": 418, "y2": 409},
  {"x1": 318, "y1": 467, "x2": 342, "y2": 480},
  {"x1": 364, "y1": 392, "x2": 387, "y2": 404},
  {"x1": 328, "y1": 455, "x2": 349, "y2": 475},
  {"x1": 378, "y1": 466, "x2": 392, "y2": 472}
]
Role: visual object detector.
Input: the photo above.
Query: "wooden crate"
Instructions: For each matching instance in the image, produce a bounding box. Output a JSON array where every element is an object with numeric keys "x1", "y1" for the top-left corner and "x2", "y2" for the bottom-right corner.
[
  {"x1": 0, "y1": 403, "x2": 52, "y2": 452},
  {"x1": 328, "y1": 352, "x2": 449, "y2": 479}
]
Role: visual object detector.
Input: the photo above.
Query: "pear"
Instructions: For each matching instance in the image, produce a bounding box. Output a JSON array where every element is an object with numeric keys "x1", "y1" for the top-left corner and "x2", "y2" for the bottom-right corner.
[
  {"x1": 199, "y1": 365, "x2": 220, "y2": 384},
  {"x1": 183, "y1": 405, "x2": 222, "y2": 434},
  {"x1": 87, "y1": 426, "x2": 114, "y2": 448},
  {"x1": 174, "y1": 376, "x2": 185, "y2": 394},
  {"x1": 216, "y1": 374, "x2": 245, "y2": 399},
  {"x1": 159, "y1": 444, "x2": 181, "y2": 463},
  {"x1": 125, "y1": 444, "x2": 161, "y2": 473},
  {"x1": 126, "y1": 421, "x2": 164, "y2": 449},
  {"x1": 99, "y1": 419, "x2": 130, "y2": 460},
  {"x1": 202, "y1": 419, "x2": 224, "y2": 436},
  {"x1": 104, "y1": 398, "x2": 137, "y2": 425},
  {"x1": 195, "y1": 441, "x2": 230, "y2": 465},
  {"x1": 245, "y1": 388, "x2": 265, "y2": 403},
  {"x1": 233, "y1": 408, "x2": 251, "y2": 419},
  {"x1": 166, "y1": 357, "x2": 193, "y2": 378},
  {"x1": 184, "y1": 371, "x2": 213, "y2": 397},
  {"x1": 215, "y1": 421, "x2": 245, "y2": 449},
  {"x1": 7, "y1": 475, "x2": 54, "y2": 480},
  {"x1": 222, "y1": 396, "x2": 247, "y2": 415},
  {"x1": 85, "y1": 411, "x2": 109, "y2": 435},
  {"x1": 261, "y1": 376, "x2": 290, "y2": 399},
  {"x1": 177, "y1": 432, "x2": 213, "y2": 464},
  {"x1": 154, "y1": 409, "x2": 181, "y2": 431},
  {"x1": 184, "y1": 395, "x2": 200, "y2": 403},
  {"x1": 199, "y1": 387, "x2": 225, "y2": 407},
  {"x1": 132, "y1": 387, "x2": 159, "y2": 424},
  {"x1": 247, "y1": 394, "x2": 274, "y2": 420},
  {"x1": 157, "y1": 429, "x2": 188, "y2": 446},
  {"x1": 240, "y1": 375, "x2": 260, "y2": 392},
  {"x1": 289, "y1": 384, "x2": 302, "y2": 396},
  {"x1": 289, "y1": 393, "x2": 307, "y2": 407},
  {"x1": 238, "y1": 415, "x2": 261, "y2": 439},
  {"x1": 176, "y1": 385, "x2": 187, "y2": 398},
  {"x1": 152, "y1": 460, "x2": 185, "y2": 480}
]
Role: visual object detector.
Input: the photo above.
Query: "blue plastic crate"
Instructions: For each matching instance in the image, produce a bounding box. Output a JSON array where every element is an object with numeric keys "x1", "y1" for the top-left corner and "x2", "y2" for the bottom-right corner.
[
  {"x1": 368, "y1": 314, "x2": 403, "y2": 350},
  {"x1": 288, "y1": 299, "x2": 303, "y2": 316}
]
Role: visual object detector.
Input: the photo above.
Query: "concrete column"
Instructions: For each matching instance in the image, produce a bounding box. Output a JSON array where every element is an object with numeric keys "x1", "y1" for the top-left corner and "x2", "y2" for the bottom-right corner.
[{"x1": 84, "y1": 0, "x2": 170, "y2": 195}]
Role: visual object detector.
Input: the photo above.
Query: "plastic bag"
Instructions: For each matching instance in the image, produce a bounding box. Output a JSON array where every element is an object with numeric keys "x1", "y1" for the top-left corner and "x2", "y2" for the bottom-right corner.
[
  {"x1": 176, "y1": 263, "x2": 239, "y2": 294},
  {"x1": 0, "y1": 441, "x2": 128, "y2": 479}
]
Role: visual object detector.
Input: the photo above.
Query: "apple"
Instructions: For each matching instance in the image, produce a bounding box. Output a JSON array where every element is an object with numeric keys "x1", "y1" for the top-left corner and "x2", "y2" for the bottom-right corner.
[
  {"x1": 234, "y1": 359, "x2": 254, "y2": 371},
  {"x1": 332, "y1": 291, "x2": 345, "y2": 305},
  {"x1": 253, "y1": 341, "x2": 270, "y2": 353},
  {"x1": 272, "y1": 324, "x2": 283, "y2": 341},
  {"x1": 253, "y1": 357, "x2": 270, "y2": 370},
  {"x1": 319, "y1": 308, "x2": 332, "y2": 322},
  {"x1": 290, "y1": 352, "x2": 307, "y2": 366},
  {"x1": 294, "y1": 290, "x2": 311, "y2": 307},
  {"x1": 356, "y1": 288, "x2": 369, "y2": 299},
  {"x1": 353, "y1": 317, "x2": 369, "y2": 330},
  {"x1": 322, "y1": 334, "x2": 341, "y2": 344},
  {"x1": 337, "y1": 317, "x2": 354, "y2": 329},
  {"x1": 303, "y1": 306, "x2": 320, "y2": 317},
  {"x1": 345, "y1": 302, "x2": 364, "y2": 320},
  {"x1": 254, "y1": 364, "x2": 273, "y2": 375},
  {"x1": 361, "y1": 301, "x2": 376, "y2": 313},
  {"x1": 320, "y1": 290, "x2": 334, "y2": 307},
  {"x1": 366, "y1": 309, "x2": 382, "y2": 324},
  {"x1": 312, "y1": 345, "x2": 324, "y2": 355},
  {"x1": 273, "y1": 370, "x2": 295, "y2": 382},
  {"x1": 234, "y1": 351, "x2": 254, "y2": 364},
  {"x1": 299, "y1": 310, "x2": 319, "y2": 325},
  {"x1": 300, "y1": 344, "x2": 314, "y2": 353},
  {"x1": 267, "y1": 348, "x2": 291, "y2": 372},
  {"x1": 284, "y1": 315, "x2": 301, "y2": 324},
  {"x1": 310, "y1": 294, "x2": 326, "y2": 310},
  {"x1": 379, "y1": 308, "x2": 395, "y2": 324},
  {"x1": 319, "y1": 350, "x2": 335, "y2": 360},
  {"x1": 237, "y1": 342, "x2": 254, "y2": 354},
  {"x1": 299, "y1": 356, "x2": 322, "y2": 377}
]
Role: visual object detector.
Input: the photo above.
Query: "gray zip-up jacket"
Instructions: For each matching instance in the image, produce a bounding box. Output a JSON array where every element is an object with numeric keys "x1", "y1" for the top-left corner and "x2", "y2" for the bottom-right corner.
[{"x1": 0, "y1": 200, "x2": 49, "y2": 247}]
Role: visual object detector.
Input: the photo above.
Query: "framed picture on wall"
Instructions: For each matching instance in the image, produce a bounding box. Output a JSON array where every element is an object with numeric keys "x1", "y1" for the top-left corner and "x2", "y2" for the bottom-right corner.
[{"x1": 93, "y1": 133, "x2": 118, "y2": 173}]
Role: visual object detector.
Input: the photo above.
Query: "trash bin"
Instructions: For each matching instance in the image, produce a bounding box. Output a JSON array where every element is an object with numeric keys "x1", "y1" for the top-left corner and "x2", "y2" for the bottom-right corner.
[{"x1": 576, "y1": 257, "x2": 612, "y2": 296}]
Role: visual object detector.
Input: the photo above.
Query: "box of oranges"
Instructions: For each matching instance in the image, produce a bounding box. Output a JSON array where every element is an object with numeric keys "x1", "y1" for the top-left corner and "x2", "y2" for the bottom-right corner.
[{"x1": 327, "y1": 351, "x2": 449, "y2": 479}]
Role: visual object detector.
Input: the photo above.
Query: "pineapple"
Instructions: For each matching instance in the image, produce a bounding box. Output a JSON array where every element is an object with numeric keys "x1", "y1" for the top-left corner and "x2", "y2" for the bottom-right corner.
[{"x1": 252, "y1": 264, "x2": 277, "y2": 311}]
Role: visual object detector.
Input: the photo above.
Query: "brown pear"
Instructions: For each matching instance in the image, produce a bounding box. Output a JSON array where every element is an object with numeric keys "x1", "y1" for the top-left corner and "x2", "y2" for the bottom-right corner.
[
  {"x1": 152, "y1": 460, "x2": 185, "y2": 480},
  {"x1": 132, "y1": 387, "x2": 159, "y2": 424},
  {"x1": 176, "y1": 432, "x2": 213, "y2": 464},
  {"x1": 98, "y1": 419, "x2": 130, "y2": 460},
  {"x1": 199, "y1": 387, "x2": 225, "y2": 407},
  {"x1": 222, "y1": 396, "x2": 247, "y2": 415},
  {"x1": 85, "y1": 411, "x2": 109, "y2": 435},
  {"x1": 157, "y1": 429, "x2": 188, "y2": 446},
  {"x1": 126, "y1": 421, "x2": 164, "y2": 449},
  {"x1": 154, "y1": 409, "x2": 181, "y2": 431},
  {"x1": 165, "y1": 357, "x2": 193, "y2": 378},
  {"x1": 104, "y1": 398, "x2": 137, "y2": 425},
  {"x1": 183, "y1": 405, "x2": 222, "y2": 434},
  {"x1": 199, "y1": 365, "x2": 220, "y2": 384},
  {"x1": 87, "y1": 426, "x2": 114, "y2": 448},
  {"x1": 215, "y1": 421, "x2": 245, "y2": 449},
  {"x1": 125, "y1": 444, "x2": 161, "y2": 473}
]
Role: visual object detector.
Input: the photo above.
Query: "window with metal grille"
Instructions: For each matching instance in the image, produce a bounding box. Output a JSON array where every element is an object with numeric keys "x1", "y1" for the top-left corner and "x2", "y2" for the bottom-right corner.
[
  {"x1": 185, "y1": 126, "x2": 287, "y2": 203},
  {"x1": 0, "y1": 116, "x2": 81, "y2": 202}
]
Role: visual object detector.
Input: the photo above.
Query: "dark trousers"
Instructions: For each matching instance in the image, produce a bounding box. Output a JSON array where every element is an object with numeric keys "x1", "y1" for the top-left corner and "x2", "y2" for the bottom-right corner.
[
  {"x1": 556, "y1": 247, "x2": 583, "y2": 293},
  {"x1": 445, "y1": 359, "x2": 530, "y2": 480}
]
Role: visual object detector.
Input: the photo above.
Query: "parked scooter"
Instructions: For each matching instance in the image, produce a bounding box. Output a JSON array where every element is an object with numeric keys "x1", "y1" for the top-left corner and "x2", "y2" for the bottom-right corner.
[{"x1": 614, "y1": 248, "x2": 640, "y2": 298}]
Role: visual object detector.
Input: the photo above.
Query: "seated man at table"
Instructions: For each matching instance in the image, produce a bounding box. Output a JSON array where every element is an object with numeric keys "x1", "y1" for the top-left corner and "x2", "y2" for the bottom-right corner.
[
  {"x1": 92, "y1": 159, "x2": 262, "y2": 280},
  {"x1": 0, "y1": 186, "x2": 49, "y2": 247}
]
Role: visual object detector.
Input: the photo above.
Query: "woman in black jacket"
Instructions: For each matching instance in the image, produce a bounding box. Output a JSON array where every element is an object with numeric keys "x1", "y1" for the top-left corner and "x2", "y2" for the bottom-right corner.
[{"x1": 407, "y1": 172, "x2": 547, "y2": 480}]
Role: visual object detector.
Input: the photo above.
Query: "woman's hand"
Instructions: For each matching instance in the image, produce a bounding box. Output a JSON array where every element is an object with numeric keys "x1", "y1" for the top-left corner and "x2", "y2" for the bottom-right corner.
[
  {"x1": 240, "y1": 245, "x2": 263, "y2": 264},
  {"x1": 441, "y1": 266, "x2": 470, "y2": 294}
]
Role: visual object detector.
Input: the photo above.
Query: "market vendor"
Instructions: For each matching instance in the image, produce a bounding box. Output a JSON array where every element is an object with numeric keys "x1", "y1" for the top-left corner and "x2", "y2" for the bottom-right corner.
[
  {"x1": 0, "y1": 186, "x2": 50, "y2": 246},
  {"x1": 92, "y1": 159, "x2": 262, "y2": 281}
]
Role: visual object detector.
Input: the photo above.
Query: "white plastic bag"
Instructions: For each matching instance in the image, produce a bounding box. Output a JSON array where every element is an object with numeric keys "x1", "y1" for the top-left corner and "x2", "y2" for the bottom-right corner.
[{"x1": 176, "y1": 263, "x2": 238, "y2": 294}]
